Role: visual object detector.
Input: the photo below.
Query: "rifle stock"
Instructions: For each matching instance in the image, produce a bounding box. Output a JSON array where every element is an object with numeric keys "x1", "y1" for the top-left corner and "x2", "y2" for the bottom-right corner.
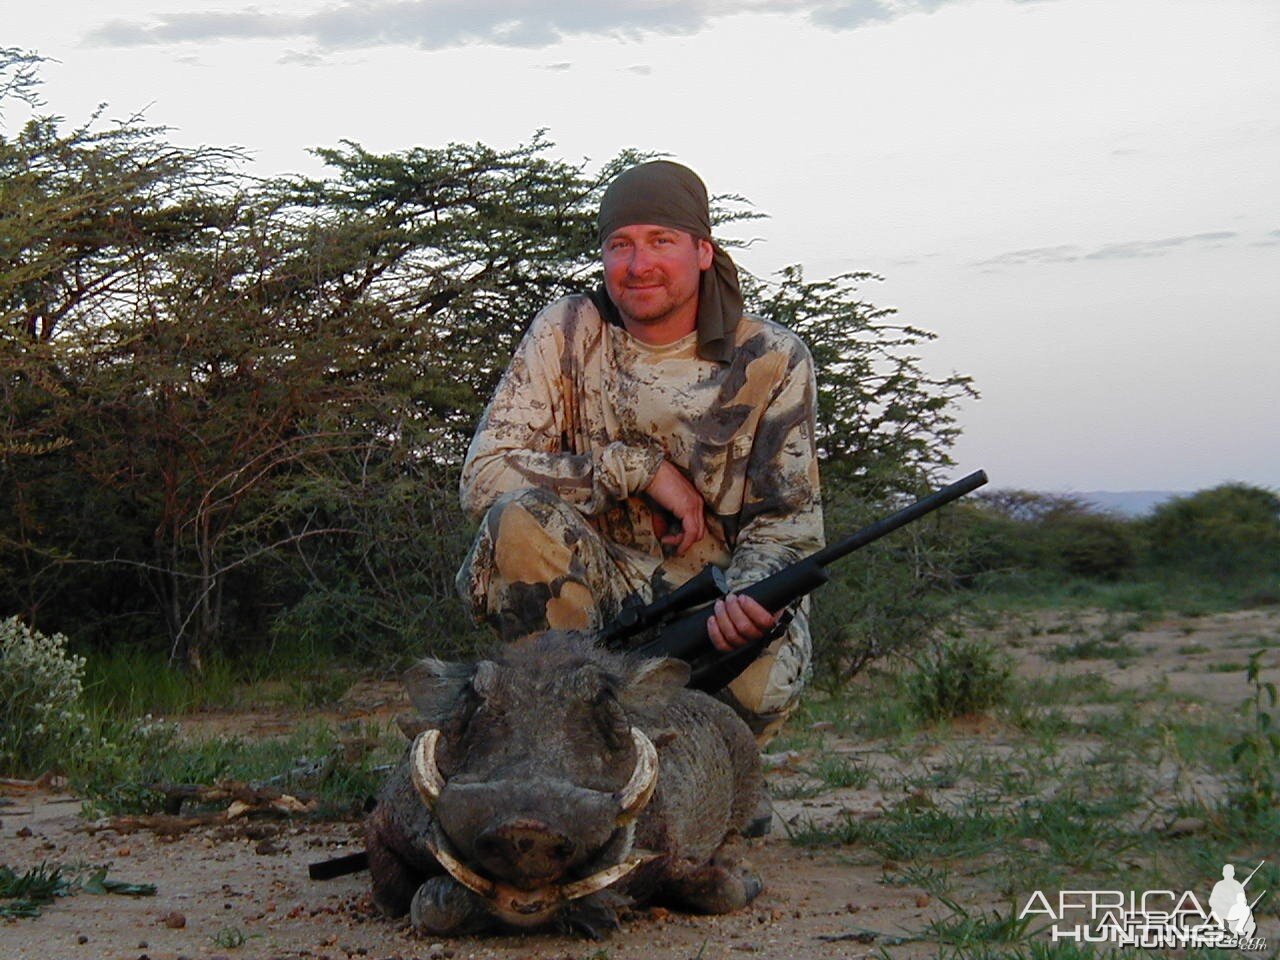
[{"x1": 624, "y1": 469, "x2": 988, "y2": 690}]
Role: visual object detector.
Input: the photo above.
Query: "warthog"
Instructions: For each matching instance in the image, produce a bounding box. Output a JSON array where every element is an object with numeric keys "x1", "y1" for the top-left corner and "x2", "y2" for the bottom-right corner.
[{"x1": 365, "y1": 631, "x2": 764, "y2": 936}]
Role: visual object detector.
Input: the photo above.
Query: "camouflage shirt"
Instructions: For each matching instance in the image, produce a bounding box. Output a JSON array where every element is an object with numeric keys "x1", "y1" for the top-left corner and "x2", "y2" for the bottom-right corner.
[{"x1": 460, "y1": 294, "x2": 824, "y2": 597}]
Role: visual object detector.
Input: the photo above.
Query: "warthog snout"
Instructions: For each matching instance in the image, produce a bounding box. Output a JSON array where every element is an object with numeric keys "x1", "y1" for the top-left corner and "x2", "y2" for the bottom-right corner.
[{"x1": 474, "y1": 818, "x2": 577, "y2": 884}]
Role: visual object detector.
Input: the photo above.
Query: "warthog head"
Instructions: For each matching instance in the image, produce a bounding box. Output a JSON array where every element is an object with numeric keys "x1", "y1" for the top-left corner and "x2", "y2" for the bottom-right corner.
[{"x1": 400, "y1": 633, "x2": 687, "y2": 925}]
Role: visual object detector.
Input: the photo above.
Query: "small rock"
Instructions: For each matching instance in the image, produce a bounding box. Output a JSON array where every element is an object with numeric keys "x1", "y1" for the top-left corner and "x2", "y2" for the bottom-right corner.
[
  {"x1": 809, "y1": 721, "x2": 836, "y2": 732},
  {"x1": 117, "y1": 846, "x2": 131, "y2": 857},
  {"x1": 163, "y1": 912, "x2": 186, "y2": 929},
  {"x1": 915, "y1": 894, "x2": 931, "y2": 908},
  {"x1": 77, "y1": 935, "x2": 89, "y2": 944},
  {"x1": 16, "y1": 826, "x2": 33, "y2": 837},
  {"x1": 761, "y1": 750, "x2": 801, "y2": 770}
]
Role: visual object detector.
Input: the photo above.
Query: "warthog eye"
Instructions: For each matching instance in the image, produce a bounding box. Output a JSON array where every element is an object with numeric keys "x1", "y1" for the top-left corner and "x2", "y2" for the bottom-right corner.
[
  {"x1": 595, "y1": 691, "x2": 631, "y2": 752},
  {"x1": 471, "y1": 660, "x2": 499, "y2": 698}
]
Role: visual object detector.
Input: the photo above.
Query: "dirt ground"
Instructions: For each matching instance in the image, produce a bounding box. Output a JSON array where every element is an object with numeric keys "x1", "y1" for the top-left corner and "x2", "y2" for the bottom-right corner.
[{"x1": 2, "y1": 607, "x2": 1276, "y2": 960}]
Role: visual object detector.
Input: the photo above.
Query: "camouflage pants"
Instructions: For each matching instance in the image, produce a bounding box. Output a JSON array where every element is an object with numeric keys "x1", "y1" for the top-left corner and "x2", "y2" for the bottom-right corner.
[{"x1": 455, "y1": 487, "x2": 808, "y2": 744}]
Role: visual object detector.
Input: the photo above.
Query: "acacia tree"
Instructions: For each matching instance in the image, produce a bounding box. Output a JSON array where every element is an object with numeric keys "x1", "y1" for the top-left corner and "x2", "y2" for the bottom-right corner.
[
  {"x1": 0, "y1": 53, "x2": 242, "y2": 636},
  {"x1": 743, "y1": 268, "x2": 978, "y2": 682}
]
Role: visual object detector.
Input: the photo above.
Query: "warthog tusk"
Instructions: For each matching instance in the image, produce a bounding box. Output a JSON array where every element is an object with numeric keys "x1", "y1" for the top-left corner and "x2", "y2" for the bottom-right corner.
[
  {"x1": 558, "y1": 852, "x2": 658, "y2": 900},
  {"x1": 425, "y1": 828, "x2": 498, "y2": 900},
  {"x1": 426, "y1": 825, "x2": 656, "y2": 917},
  {"x1": 409, "y1": 728, "x2": 446, "y2": 810},
  {"x1": 615, "y1": 727, "x2": 658, "y2": 825}
]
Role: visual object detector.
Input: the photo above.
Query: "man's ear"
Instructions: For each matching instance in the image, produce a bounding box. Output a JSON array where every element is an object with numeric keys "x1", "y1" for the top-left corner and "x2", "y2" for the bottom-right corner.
[{"x1": 697, "y1": 237, "x2": 714, "y2": 271}]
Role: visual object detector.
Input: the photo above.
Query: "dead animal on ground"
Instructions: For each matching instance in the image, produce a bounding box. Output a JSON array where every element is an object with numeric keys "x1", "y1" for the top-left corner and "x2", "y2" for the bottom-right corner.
[{"x1": 365, "y1": 630, "x2": 764, "y2": 937}]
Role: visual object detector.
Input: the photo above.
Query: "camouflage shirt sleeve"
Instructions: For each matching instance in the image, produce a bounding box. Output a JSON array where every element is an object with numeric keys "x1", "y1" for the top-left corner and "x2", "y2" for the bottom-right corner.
[
  {"x1": 723, "y1": 337, "x2": 824, "y2": 593},
  {"x1": 458, "y1": 306, "x2": 665, "y2": 521}
]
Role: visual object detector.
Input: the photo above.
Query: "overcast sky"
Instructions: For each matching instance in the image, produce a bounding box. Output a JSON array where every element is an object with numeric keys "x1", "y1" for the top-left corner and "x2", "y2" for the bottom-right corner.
[{"x1": 7, "y1": 0, "x2": 1279, "y2": 493}]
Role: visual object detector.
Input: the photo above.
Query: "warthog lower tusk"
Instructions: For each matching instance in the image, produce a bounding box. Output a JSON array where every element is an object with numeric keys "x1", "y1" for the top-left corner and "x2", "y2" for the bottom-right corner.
[
  {"x1": 425, "y1": 825, "x2": 657, "y2": 918},
  {"x1": 409, "y1": 728, "x2": 445, "y2": 810},
  {"x1": 558, "y1": 853, "x2": 658, "y2": 900},
  {"x1": 615, "y1": 727, "x2": 658, "y2": 825},
  {"x1": 425, "y1": 827, "x2": 498, "y2": 900}
]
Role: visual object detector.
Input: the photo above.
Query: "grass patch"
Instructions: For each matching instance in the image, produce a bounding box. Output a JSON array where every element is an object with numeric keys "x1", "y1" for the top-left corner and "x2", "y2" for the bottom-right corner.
[
  {"x1": 1205, "y1": 660, "x2": 1247, "y2": 673},
  {"x1": 79, "y1": 644, "x2": 358, "y2": 720},
  {"x1": 792, "y1": 801, "x2": 1008, "y2": 860},
  {"x1": 70, "y1": 719, "x2": 403, "y2": 818},
  {"x1": 809, "y1": 754, "x2": 871, "y2": 790},
  {"x1": 1044, "y1": 635, "x2": 1139, "y2": 664},
  {"x1": 923, "y1": 896, "x2": 1041, "y2": 949}
]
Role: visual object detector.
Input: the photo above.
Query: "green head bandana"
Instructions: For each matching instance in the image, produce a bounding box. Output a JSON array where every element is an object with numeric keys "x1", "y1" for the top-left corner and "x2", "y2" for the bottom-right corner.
[{"x1": 595, "y1": 160, "x2": 743, "y2": 363}]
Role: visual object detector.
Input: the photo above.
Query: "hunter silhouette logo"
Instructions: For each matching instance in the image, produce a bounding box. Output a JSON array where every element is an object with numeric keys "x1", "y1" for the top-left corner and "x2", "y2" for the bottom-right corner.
[
  {"x1": 1209, "y1": 862, "x2": 1265, "y2": 940},
  {"x1": 1019, "y1": 859, "x2": 1269, "y2": 950}
]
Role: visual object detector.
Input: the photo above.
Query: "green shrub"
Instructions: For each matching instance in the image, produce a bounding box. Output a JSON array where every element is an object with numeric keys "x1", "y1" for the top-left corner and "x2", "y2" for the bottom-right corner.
[
  {"x1": 810, "y1": 476, "x2": 969, "y2": 685},
  {"x1": 0, "y1": 617, "x2": 91, "y2": 777},
  {"x1": 1053, "y1": 514, "x2": 1137, "y2": 580},
  {"x1": 908, "y1": 637, "x2": 1013, "y2": 721},
  {"x1": 1142, "y1": 483, "x2": 1280, "y2": 577},
  {"x1": 1228, "y1": 651, "x2": 1280, "y2": 823},
  {"x1": 70, "y1": 715, "x2": 184, "y2": 815},
  {"x1": 957, "y1": 491, "x2": 1137, "y2": 582}
]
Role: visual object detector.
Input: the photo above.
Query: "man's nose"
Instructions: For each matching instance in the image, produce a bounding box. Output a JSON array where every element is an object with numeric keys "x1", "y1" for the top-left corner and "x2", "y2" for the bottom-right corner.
[{"x1": 627, "y1": 246, "x2": 656, "y2": 275}]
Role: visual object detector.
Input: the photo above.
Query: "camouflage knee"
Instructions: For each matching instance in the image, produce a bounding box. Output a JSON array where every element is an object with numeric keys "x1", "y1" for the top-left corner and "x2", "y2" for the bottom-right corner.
[
  {"x1": 718, "y1": 608, "x2": 812, "y2": 748},
  {"x1": 455, "y1": 488, "x2": 633, "y2": 641}
]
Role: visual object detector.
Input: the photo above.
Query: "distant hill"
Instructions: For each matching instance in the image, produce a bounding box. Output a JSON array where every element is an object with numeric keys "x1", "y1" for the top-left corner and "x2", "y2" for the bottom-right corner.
[{"x1": 1075, "y1": 491, "x2": 1184, "y2": 517}]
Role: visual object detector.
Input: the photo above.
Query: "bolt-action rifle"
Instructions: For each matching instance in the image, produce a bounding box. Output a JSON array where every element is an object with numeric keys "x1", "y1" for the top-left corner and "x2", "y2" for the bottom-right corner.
[
  {"x1": 310, "y1": 470, "x2": 986, "y2": 884},
  {"x1": 601, "y1": 469, "x2": 989, "y2": 691}
]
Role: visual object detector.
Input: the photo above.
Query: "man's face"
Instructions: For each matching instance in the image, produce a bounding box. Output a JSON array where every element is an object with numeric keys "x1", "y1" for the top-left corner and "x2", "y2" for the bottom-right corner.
[{"x1": 602, "y1": 224, "x2": 713, "y2": 331}]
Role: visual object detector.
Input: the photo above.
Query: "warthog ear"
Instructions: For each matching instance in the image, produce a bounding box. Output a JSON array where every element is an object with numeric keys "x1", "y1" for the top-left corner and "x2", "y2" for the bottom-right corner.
[
  {"x1": 625, "y1": 657, "x2": 692, "y2": 705},
  {"x1": 402, "y1": 658, "x2": 477, "y2": 722}
]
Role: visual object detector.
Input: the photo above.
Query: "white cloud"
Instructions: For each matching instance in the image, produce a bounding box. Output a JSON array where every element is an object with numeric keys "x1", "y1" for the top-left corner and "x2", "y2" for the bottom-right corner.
[
  {"x1": 83, "y1": 0, "x2": 1023, "y2": 51},
  {"x1": 976, "y1": 231, "x2": 1240, "y2": 267}
]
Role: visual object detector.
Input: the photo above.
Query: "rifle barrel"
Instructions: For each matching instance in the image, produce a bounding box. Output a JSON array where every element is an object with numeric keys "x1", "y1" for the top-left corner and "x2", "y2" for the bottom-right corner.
[{"x1": 810, "y1": 469, "x2": 988, "y2": 567}]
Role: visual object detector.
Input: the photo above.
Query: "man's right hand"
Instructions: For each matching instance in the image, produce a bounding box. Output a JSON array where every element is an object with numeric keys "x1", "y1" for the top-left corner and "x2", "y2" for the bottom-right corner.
[{"x1": 643, "y1": 460, "x2": 706, "y2": 556}]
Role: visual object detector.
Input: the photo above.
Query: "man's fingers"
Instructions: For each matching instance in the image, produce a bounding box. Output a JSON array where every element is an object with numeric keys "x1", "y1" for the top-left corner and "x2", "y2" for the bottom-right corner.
[
  {"x1": 731, "y1": 593, "x2": 777, "y2": 630},
  {"x1": 679, "y1": 510, "x2": 704, "y2": 555},
  {"x1": 706, "y1": 614, "x2": 733, "y2": 653},
  {"x1": 644, "y1": 460, "x2": 706, "y2": 556},
  {"x1": 721, "y1": 596, "x2": 759, "y2": 638},
  {"x1": 711, "y1": 599, "x2": 753, "y2": 647}
]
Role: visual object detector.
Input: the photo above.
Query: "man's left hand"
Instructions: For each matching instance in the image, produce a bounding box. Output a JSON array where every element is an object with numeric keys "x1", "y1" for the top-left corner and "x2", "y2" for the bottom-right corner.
[{"x1": 706, "y1": 593, "x2": 778, "y2": 652}]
